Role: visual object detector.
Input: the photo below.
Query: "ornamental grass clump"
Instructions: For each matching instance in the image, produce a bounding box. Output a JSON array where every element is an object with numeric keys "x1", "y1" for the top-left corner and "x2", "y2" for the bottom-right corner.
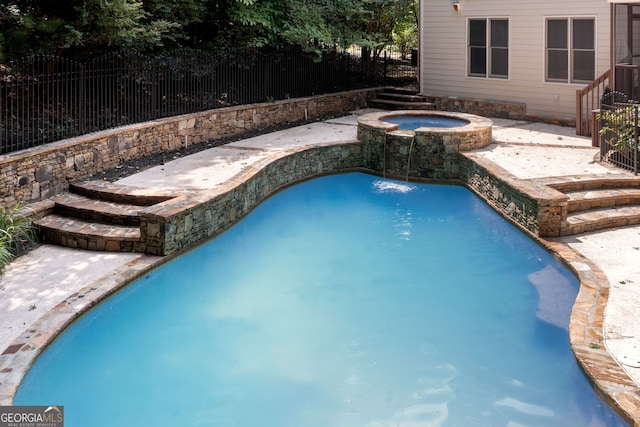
[{"x1": 0, "y1": 204, "x2": 38, "y2": 276}]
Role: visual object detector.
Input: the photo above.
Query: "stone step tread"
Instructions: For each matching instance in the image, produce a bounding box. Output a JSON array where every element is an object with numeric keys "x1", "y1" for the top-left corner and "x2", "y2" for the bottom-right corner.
[
  {"x1": 566, "y1": 187, "x2": 640, "y2": 200},
  {"x1": 377, "y1": 92, "x2": 429, "y2": 102},
  {"x1": 565, "y1": 188, "x2": 640, "y2": 212},
  {"x1": 53, "y1": 193, "x2": 145, "y2": 219},
  {"x1": 368, "y1": 99, "x2": 435, "y2": 110},
  {"x1": 70, "y1": 181, "x2": 174, "y2": 206},
  {"x1": 383, "y1": 87, "x2": 420, "y2": 95},
  {"x1": 564, "y1": 188, "x2": 640, "y2": 213},
  {"x1": 36, "y1": 214, "x2": 141, "y2": 240},
  {"x1": 566, "y1": 205, "x2": 640, "y2": 225},
  {"x1": 542, "y1": 175, "x2": 640, "y2": 192}
]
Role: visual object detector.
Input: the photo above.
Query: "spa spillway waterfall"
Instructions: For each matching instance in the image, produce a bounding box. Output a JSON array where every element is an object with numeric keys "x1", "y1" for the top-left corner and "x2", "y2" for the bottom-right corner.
[{"x1": 358, "y1": 110, "x2": 493, "y2": 180}]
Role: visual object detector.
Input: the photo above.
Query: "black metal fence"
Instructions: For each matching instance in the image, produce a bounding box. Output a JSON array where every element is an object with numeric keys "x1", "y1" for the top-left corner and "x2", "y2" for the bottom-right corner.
[
  {"x1": 598, "y1": 103, "x2": 639, "y2": 175},
  {"x1": 0, "y1": 46, "x2": 417, "y2": 154}
]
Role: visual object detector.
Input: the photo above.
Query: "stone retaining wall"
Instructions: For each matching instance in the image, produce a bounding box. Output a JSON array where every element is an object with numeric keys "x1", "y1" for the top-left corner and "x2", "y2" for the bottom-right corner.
[
  {"x1": 459, "y1": 153, "x2": 568, "y2": 237},
  {"x1": 140, "y1": 144, "x2": 363, "y2": 256},
  {"x1": 424, "y1": 95, "x2": 528, "y2": 120},
  {"x1": 133, "y1": 143, "x2": 568, "y2": 256},
  {"x1": 423, "y1": 94, "x2": 576, "y2": 127},
  {"x1": 0, "y1": 89, "x2": 376, "y2": 210}
]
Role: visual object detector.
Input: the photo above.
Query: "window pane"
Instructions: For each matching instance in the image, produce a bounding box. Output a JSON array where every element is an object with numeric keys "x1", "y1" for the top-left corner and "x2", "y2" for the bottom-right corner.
[
  {"x1": 547, "y1": 19, "x2": 567, "y2": 49},
  {"x1": 573, "y1": 50, "x2": 595, "y2": 81},
  {"x1": 490, "y1": 47, "x2": 508, "y2": 77},
  {"x1": 470, "y1": 20, "x2": 486, "y2": 47},
  {"x1": 470, "y1": 47, "x2": 487, "y2": 75},
  {"x1": 548, "y1": 50, "x2": 568, "y2": 80},
  {"x1": 491, "y1": 20, "x2": 508, "y2": 48},
  {"x1": 633, "y1": 19, "x2": 640, "y2": 56},
  {"x1": 573, "y1": 19, "x2": 594, "y2": 49}
]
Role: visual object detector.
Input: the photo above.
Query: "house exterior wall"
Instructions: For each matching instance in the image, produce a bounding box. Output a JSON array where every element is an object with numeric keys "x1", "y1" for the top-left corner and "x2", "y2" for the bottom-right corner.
[{"x1": 420, "y1": 0, "x2": 611, "y2": 119}]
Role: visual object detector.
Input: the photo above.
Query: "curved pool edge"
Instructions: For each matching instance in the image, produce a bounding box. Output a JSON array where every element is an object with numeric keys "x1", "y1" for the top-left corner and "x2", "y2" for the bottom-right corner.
[
  {"x1": 542, "y1": 239, "x2": 640, "y2": 426},
  {"x1": 0, "y1": 145, "x2": 638, "y2": 425}
]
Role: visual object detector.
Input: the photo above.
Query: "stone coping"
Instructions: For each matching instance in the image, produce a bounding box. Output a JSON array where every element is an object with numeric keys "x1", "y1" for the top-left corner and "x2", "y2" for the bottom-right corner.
[
  {"x1": 0, "y1": 144, "x2": 638, "y2": 425},
  {"x1": 0, "y1": 89, "x2": 375, "y2": 210},
  {"x1": 357, "y1": 109, "x2": 494, "y2": 136}
]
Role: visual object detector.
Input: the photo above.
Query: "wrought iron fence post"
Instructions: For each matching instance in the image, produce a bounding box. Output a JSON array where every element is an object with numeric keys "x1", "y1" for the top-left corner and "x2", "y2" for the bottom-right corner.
[
  {"x1": 635, "y1": 105, "x2": 639, "y2": 175},
  {"x1": 383, "y1": 51, "x2": 388, "y2": 86},
  {"x1": 79, "y1": 64, "x2": 86, "y2": 135},
  {"x1": 151, "y1": 59, "x2": 157, "y2": 119}
]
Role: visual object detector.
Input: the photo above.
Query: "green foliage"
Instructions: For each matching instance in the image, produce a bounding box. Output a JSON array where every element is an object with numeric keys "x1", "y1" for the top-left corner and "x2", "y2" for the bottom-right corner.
[
  {"x1": 392, "y1": 0, "x2": 418, "y2": 57},
  {"x1": 393, "y1": 23, "x2": 417, "y2": 58},
  {"x1": 0, "y1": 0, "x2": 206, "y2": 59},
  {"x1": 0, "y1": 0, "x2": 418, "y2": 60},
  {"x1": 0, "y1": 204, "x2": 38, "y2": 276},
  {"x1": 225, "y1": 0, "x2": 415, "y2": 55},
  {"x1": 598, "y1": 106, "x2": 639, "y2": 155}
]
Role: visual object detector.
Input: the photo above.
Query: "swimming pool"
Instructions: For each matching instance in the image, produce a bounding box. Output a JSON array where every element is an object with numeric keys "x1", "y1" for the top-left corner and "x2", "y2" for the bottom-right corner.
[{"x1": 15, "y1": 173, "x2": 626, "y2": 426}]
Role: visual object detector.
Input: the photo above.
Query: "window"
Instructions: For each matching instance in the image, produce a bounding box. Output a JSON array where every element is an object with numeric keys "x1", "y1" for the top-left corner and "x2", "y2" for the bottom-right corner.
[
  {"x1": 468, "y1": 19, "x2": 509, "y2": 79},
  {"x1": 546, "y1": 18, "x2": 595, "y2": 83}
]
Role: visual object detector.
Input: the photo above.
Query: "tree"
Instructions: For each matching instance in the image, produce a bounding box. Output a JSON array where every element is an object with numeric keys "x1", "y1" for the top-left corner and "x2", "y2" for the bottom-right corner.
[
  {"x1": 78, "y1": 0, "x2": 181, "y2": 52},
  {"x1": 392, "y1": 0, "x2": 418, "y2": 58},
  {"x1": 0, "y1": 0, "x2": 418, "y2": 61},
  {"x1": 0, "y1": 0, "x2": 207, "y2": 60},
  {"x1": 224, "y1": 0, "x2": 400, "y2": 53}
]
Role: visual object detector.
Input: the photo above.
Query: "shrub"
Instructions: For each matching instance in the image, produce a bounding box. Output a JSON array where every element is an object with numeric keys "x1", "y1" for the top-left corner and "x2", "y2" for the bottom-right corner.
[
  {"x1": 599, "y1": 106, "x2": 639, "y2": 156},
  {"x1": 0, "y1": 204, "x2": 38, "y2": 276}
]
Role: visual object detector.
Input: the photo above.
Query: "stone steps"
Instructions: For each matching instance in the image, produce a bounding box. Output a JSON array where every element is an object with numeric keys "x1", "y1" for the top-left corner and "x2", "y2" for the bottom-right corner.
[
  {"x1": 51, "y1": 193, "x2": 144, "y2": 226},
  {"x1": 545, "y1": 176, "x2": 640, "y2": 193},
  {"x1": 35, "y1": 181, "x2": 176, "y2": 253},
  {"x1": 70, "y1": 181, "x2": 173, "y2": 205},
  {"x1": 539, "y1": 175, "x2": 640, "y2": 235},
  {"x1": 369, "y1": 87, "x2": 435, "y2": 111},
  {"x1": 368, "y1": 98, "x2": 435, "y2": 110},
  {"x1": 377, "y1": 92, "x2": 430, "y2": 103},
  {"x1": 565, "y1": 188, "x2": 640, "y2": 213},
  {"x1": 36, "y1": 214, "x2": 143, "y2": 252},
  {"x1": 565, "y1": 205, "x2": 640, "y2": 235}
]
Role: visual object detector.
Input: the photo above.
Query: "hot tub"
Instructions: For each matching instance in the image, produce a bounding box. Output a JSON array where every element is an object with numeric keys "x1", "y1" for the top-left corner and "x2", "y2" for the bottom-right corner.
[{"x1": 357, "y1": 110, "x2": 493, "y2": 180}]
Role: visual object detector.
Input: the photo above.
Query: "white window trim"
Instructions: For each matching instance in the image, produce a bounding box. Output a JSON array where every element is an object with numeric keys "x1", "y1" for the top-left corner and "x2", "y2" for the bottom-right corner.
[
  {"x1": 543, "y1": 15, "x2": 597, "y2": 85},
  {"x1": 466, "y1": 17, "x2": 511, "y2": 80}
]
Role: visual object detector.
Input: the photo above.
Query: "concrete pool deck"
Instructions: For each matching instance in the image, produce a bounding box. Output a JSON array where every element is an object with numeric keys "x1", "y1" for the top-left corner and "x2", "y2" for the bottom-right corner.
[{"x1": 1, "y1": 109, "x2": 640, "y2": 422}]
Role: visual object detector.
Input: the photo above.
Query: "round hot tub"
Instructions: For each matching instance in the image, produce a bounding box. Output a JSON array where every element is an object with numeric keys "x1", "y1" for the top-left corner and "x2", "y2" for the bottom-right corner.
[{"x1": 357, "y1": 110, "x2": 493, "y2": 180}]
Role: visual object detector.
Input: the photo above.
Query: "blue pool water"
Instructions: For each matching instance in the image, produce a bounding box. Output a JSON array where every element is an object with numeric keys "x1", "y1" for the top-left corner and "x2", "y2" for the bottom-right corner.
[
  {"x1": 384, "y1": 116, "x2": 468, "y2": 130},
  {"x1": 15, "y1": 173, "x2": 626, "y2": 426}
]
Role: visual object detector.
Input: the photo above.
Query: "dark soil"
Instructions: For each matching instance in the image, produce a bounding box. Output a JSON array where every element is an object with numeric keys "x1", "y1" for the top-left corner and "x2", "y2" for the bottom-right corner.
[{"x1": 91, "y1": 113, "x2": 348, "y2": 183}]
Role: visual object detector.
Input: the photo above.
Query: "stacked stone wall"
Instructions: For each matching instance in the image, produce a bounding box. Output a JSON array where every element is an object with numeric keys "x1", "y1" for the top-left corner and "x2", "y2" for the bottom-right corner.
[
  {"x1": 423, "y1": 95, "x2": 527, "y2": 120},
  {"x1": 422, "y1": 94, "x2": 575, "y2": 127},
  {"x1": 458, "y1": 154, "x2": 568, "y2": 237},
  {"x1": 0, "y1": 89, "x2": 375, "y2": 210},
  {"x1": 140, "y1": 144, "x2": 363, "y2": 256}
]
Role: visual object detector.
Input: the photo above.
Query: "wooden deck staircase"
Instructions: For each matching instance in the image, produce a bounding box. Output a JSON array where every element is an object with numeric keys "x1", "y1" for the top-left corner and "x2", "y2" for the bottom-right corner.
[{"x1": 576, "y1": 69, "x2": 611, "y2": 140}]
